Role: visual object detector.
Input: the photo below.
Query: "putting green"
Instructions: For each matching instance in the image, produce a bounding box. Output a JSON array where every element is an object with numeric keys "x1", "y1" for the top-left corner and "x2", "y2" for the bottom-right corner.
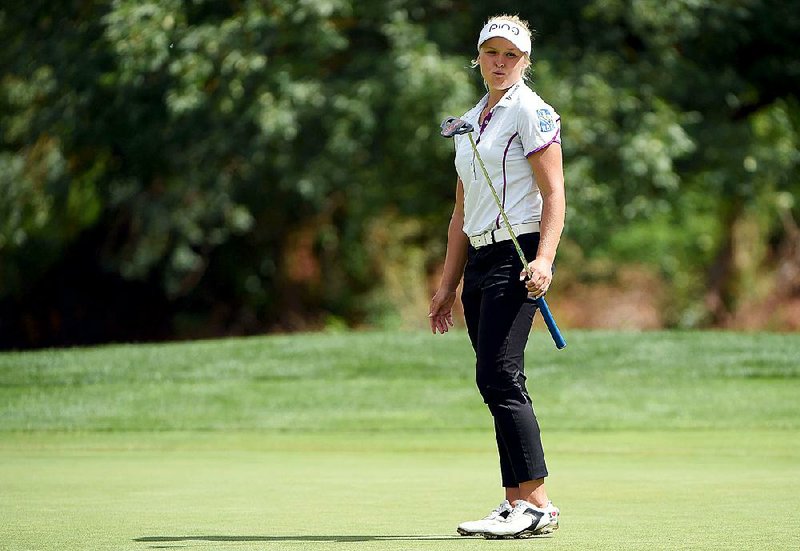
[
  {"x1": 3, "y1": 330, "x2": 799, "y2": 549},
  {"x1": 2, "y1": 429, "x2": 798, "y2": 550}
]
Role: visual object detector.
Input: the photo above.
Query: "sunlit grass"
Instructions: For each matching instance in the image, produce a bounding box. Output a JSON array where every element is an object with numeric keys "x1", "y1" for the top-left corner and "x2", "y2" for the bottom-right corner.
[
  {"x1": 2, "y1": 330, "x2": 799, "y2": 550},
  {"x1": 2, "y1": 330, "x2": 798, "y2": 431}
]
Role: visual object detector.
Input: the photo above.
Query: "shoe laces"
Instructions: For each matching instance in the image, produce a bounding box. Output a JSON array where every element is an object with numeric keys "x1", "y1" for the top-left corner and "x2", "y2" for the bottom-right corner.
[
  {"x1": 505, "y1": 502, "x2": 530, "y2": 522},
  {"x1": 483, "y1": 501, "x2": 510, "y2": 520},
  {"x1": 507, "y1": 500, "x2": 550, "y2": 522}
]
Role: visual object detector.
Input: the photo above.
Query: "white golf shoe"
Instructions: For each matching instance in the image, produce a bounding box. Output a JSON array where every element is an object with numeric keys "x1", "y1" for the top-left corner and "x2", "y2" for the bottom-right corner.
[
  {"x1": 456, "y1": 500, "x2": 513, "y2": 536},
  {"x1": 482, "y1": 499, "x2": 559, "y2": 539}
]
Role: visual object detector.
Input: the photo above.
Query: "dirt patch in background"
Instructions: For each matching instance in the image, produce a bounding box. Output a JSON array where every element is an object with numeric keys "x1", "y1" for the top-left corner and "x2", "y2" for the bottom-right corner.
[
  {"x1": 553, "y1": 267, "x2": 666, "y2": 330},
  {"x1": 725, "y1": 295, "x2": 800, "y2": 332}
]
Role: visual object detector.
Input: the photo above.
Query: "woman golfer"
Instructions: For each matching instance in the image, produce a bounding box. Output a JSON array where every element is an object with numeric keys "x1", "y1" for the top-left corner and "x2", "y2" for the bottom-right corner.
[{"x1": 429, "y1": 14, "x2": 565, "y2": 539}]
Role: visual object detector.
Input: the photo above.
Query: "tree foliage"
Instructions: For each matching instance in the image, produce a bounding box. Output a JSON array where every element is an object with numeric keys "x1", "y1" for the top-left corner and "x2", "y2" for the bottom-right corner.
[{"x1": 1, "y1": 0, "x2": 798, "y2": 347}]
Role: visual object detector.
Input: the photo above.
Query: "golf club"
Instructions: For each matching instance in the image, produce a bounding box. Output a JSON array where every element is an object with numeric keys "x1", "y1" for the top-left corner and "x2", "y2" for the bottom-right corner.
[{"x1": 440, "y1": 116, "x2": 567, "y2": 350}]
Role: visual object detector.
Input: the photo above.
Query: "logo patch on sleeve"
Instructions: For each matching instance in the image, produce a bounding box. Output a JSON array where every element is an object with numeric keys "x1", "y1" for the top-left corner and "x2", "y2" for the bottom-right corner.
[{"x1": 537, "y1": 109, "x2": 555, "y2": 133}]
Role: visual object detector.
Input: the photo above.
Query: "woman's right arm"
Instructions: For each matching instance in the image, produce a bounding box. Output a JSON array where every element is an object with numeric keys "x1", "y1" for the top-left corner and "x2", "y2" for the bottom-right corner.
[{"x1": 429, "y1": 178, "x2": 469, "y2": 334}]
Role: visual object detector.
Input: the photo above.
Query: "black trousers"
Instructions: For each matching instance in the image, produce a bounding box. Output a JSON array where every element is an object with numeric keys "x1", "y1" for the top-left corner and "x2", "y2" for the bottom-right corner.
[{"x1": 461, "y1": 232, "x2": 548, "y2": 487}]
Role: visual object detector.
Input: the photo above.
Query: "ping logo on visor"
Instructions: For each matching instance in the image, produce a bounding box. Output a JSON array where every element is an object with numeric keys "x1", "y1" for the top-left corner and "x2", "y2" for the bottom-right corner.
[
  {"x1": 477, "y1": 20, "x2": 531, "y2": 55},
  {"x1": 487, "y1": 23, "x2": 520, "y2": 35}
]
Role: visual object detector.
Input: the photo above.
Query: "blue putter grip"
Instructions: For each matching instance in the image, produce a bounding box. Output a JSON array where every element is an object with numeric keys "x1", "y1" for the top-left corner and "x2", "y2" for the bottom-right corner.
[{"x1": 534, "y1": 297, "x2": 567, "y2": 350}]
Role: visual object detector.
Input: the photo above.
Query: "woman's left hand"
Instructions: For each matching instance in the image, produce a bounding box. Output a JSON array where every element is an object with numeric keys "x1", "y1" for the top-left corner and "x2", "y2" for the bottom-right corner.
[{"x1": 520, "y1": 257, "x2": 552, "y2": 298}]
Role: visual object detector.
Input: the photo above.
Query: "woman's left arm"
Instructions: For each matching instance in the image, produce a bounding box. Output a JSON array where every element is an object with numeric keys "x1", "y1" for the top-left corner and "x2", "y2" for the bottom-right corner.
[{"x1": 523, "y1": 142, "x2": 566, "y2": 298}]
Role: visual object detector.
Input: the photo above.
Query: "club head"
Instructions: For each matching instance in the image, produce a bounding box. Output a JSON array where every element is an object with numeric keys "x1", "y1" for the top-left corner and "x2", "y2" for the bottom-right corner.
[{"x1": 440, "y1": 117, "x2": 474, "y2": 138}]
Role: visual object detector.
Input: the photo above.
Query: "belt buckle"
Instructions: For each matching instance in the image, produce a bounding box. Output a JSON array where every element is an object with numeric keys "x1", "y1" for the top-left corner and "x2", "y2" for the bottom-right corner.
[{"x1": 473, "y1": 231, "x2": 489, "y2": 248}]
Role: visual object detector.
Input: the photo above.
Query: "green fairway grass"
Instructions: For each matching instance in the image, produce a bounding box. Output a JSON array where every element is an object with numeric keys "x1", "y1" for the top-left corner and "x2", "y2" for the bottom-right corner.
[{"x1": 2, "y1": 330, "x2": 799, "y2": 550}]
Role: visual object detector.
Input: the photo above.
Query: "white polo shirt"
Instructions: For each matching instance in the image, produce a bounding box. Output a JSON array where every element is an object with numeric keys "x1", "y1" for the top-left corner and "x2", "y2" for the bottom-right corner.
[{"x1": 453, "y1": 81, "x2": 561, "y2": 237}]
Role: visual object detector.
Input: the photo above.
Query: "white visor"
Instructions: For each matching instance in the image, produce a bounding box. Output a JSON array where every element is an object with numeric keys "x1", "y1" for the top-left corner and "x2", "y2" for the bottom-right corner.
[{"x1": 477, "y1": 20, "x2": 531, "y2": 55}]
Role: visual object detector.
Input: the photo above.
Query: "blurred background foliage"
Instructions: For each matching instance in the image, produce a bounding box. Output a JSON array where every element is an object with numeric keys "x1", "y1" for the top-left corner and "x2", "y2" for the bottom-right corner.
[{"x1": 1, "y1": 0, "x2": 798, "y2": 348}]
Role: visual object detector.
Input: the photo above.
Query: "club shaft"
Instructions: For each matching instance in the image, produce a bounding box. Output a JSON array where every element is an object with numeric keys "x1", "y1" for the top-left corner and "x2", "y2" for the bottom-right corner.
[
  {"x1": 468, "y1": 134, "x2": 530, "y2": 276},
  {"x1": 466, "y1": 133, "x2": 566, "y2": 350}
]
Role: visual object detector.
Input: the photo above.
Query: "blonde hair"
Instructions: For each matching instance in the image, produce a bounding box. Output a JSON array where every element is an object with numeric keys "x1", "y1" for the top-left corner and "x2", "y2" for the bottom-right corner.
[{"x1": 471, "y1": 14, "x2": 535, "y2": 81}]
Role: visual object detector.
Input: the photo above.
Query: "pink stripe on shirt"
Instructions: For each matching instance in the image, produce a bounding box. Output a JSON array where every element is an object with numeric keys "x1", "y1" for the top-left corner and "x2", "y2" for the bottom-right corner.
[
  {"x1": 525, "y1": 125, "x2": 561, "y2": 157},
  {"x1": 496, "y1": 132, "x2": 519, "y2": 229}
]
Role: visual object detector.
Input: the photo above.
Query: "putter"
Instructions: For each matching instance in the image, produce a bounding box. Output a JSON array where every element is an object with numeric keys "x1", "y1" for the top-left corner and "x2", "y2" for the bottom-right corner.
[{"x1": 440, "y1": 116, "x2": 567, "y2": 350}]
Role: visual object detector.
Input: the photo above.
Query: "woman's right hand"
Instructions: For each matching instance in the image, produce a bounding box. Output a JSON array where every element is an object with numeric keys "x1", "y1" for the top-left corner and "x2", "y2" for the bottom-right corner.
[{"x1": 428, "y1": 288, "x2": 457, "y2": 334}]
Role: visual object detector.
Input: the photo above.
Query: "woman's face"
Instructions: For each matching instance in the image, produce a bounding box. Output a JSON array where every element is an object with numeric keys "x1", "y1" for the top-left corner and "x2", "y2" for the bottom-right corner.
[{"x1": 478, "y1": 37, "x2": 528, "y2": 92}]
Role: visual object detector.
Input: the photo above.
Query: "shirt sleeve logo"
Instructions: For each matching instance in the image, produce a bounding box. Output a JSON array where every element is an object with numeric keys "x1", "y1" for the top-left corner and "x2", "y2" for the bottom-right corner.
[{"x1": 536, "y1": 109, "x2": 555, "y2": 133}]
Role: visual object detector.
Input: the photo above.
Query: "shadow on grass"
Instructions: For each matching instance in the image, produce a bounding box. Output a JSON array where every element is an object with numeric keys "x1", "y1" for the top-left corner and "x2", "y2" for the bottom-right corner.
[{"x1": 135, "y1": 535, "x2": 464, "y2": 544}]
